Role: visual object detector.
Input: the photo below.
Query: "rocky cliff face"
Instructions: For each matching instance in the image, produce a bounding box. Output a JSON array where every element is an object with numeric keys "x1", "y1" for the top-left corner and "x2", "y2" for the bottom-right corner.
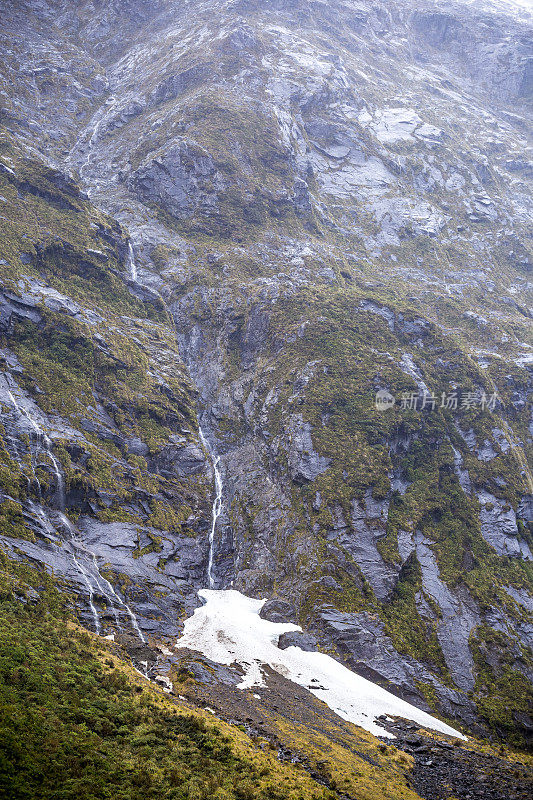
[{"x1": 0, "y1": 0, "x2": 532, "y2": 745}]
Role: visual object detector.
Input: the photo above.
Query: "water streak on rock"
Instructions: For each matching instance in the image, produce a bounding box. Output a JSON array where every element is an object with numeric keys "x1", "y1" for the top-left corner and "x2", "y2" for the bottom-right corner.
[
  {"x1": 199, "y1": 427, "x2": 223, "y2": 589},
  {"x1": 126, "y1": 240, "x2": 137, "y2": 282}
]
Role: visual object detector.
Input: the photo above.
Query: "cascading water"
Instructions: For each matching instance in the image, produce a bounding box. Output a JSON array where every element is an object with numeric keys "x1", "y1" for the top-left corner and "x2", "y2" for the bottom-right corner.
[
  {"x1": 89, "y1": 553, "x2": 121, "y2": 629},
  {"x1": 58, "y1": 512, "x2": 145, "y2": 642},
  {"x1": 78, "y1": 96, "x2": 116, "y2": 196},
  {"x1": 126, "y1": 240, "x2": 138, "y2": 282},
  {"x1": 124, "y1": 602, "x2": 147, "y2": 643},
  {"x1": 90, "y1": 550, "x2": 146, "y2": 642},
  {"x1": 76, "y1": 542, "x2": 145, "y2": 641},
  {"x1": 48, "y1": 512, "x2": 103, "y2": 634},
  {"x1": 90, "y1": 551, "x2": 146, "y2": 641},
  {"x1": 8, "y1": 390, "x2": 44, "y2": 445},
  {"x1": 199, "y1": 427, "x2": 223, "y2": 589},
  {"x1": 8, "y1": 391, "x2": 64, "y2": 509},
  {"x1": 28, "y1": 504, "x2": 100, "y2": 633},
  {"x1": 5, "y1": 393, "x2": 39, "y2": 497},
  {"x1": 6, "y1": 389, "x2": 146, "y2": 640},
  {"x1": 29, "y1": 502, "x2": 59, "y2": 543},
  {"x1": 44, "y1": 435, "x2": 65, "y2": 510},
  {"x1": 72, "y1": 553, "x2": 101, "y2": 634}
]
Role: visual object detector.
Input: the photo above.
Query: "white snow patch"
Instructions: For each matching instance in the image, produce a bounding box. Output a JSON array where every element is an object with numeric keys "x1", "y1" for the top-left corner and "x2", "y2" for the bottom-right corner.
[{"x1": 177, "y1": 590, "x2": 466, "y2": 740}]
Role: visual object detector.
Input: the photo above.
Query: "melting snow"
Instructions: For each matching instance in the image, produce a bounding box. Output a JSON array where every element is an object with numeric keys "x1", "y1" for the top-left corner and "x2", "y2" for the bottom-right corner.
[{"x1": 177, "y1": 590, "x2": 466, "y2": 740}]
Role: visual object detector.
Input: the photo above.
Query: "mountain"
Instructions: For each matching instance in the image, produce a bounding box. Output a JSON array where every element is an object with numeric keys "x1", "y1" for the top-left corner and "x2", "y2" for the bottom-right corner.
[{"x1": 0, "y1": 0, "x2": 532, "y2": 796}]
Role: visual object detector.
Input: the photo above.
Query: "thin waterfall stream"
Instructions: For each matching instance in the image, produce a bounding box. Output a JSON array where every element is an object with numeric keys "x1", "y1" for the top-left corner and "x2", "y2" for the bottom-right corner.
[
  {"x1": 45, "y1": 435, "x2": 65, "y2": 511},
  {"x1": 126, "y1": 240, "x2": 138, "y2": 282},
  {"x1": 199, "y1": 427, "x2": 223, "y2": 589},
  {"x1": 73, "y1": 553, "x2": 101, "y2": 634},
  {"x1": 8, "y1": 390, "x2": 63, "y2": 509},
  {"x1": 59, "y1": 510, "x2": 146, "y2": 641},
  {"x1": 7, "y1": 389, "x2": 145, "y2": 640}
]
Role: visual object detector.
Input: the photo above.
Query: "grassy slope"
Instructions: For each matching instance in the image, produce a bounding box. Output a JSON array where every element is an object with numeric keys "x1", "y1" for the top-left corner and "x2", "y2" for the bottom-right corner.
[{"x1": 0, "y1": 552, "x2": 340, "y2": 800}]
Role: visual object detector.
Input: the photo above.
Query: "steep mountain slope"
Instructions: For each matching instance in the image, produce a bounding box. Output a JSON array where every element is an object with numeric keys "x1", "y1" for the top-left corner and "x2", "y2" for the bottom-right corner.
[{"x1": 0, "y1": 0, "x2": 532, "y2": 768}]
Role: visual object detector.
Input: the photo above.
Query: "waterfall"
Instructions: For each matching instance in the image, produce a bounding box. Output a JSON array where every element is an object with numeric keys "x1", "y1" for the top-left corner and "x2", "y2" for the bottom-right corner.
[
  {"x1": 79, "y1": 100, "x2": 112, "y2": 194},
  {"x1": 199, "y1": 427, "x2": 223, "y2": 589},
  {"x1": 124, "y1": 602, "x2": 147, "y2": 643},
  {"x1": 44, "y1": 435, "x2": 65, "y2": 510},
  {"x1": 7, "y1": 391, "x2": 64, "y2": 509},
  {"x1": 90, "y1": 553, "x2": 121, "y2": 629},
  {"x1": 73, "y1": 554, "x2": 101, "y2": 634},
  {"x1": 6, "y1": 388, "x2": 146, "y2": 641},
  {"x1": 58, "y1": 513, "x2": 146, "y2": 642},
  {"x1": 5, "y1": 394, "x2": 39, "y2": 497},
  {"x1": 82, "y1": 548, "x2": 146, "y2": 641},
  {"x1": 8, "y1": 391, "x2": 44, "y2": 443},
  {"x1": 89, "y1": 550, "x2": 146, "y2": 642},
  {"x1": 88, "y1": 537, "x2": 147, "y2": 640},
  {"x1": 90, "y1": 552, "x2": 146, "y2": 642},
  {"x1": 126, "y1": 240, "x2": 137, "y2": 282},
  {"x1": 7, "y1": 391, "x2": 21, "y2": 418},
  {"x1": 29, "y1": 502, "x2": 58, "y2": 542},
  {"x1": 27, "y1": 498, "x2": 100, "y2": 635}
]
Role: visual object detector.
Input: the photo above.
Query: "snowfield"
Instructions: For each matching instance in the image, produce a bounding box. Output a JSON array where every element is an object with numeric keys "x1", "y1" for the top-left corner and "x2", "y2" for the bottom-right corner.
[{"x1": 177, "y1": 589, "x2": 467, "y2": 740}]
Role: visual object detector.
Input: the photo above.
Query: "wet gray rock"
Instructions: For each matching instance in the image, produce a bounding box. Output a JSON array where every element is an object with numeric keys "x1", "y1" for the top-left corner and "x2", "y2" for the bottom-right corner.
[
  {"x1": 517, "y1": 495, "x2": 533, "y2": 523},
  {"x1": 325, "y1": 490, "x2": 398, "y2": 601},
  {"x1": 174, "y1": 653, "x2": 241, "y2": 687},
  {"x1": 358, "y1": 300, "x2": 395, "y2": 330},
  {"x1": 241, "y1": 305, "x2": 270, "y2": 369},
  {"x1": 3, "y1": 0, "x2": 533, "y2": 743},
  {"x1": 260, "y1": 599, "x2": 298, "y2": 624},
  {"x1": 313, "y1": 603, "x2": 473, "y2": 722},
  {"x1": 126, "y1": 436, "x2": 149, "y2": 457},
  {"x1": 478, "y1": 491, "x2": 530, "y2": 559},
  {"x1": 0, "y1": 289, "x2": 41, "y2": 332},
  {"x1": 286, "y1": 415, "x2": 331, "y2": 483},
  {"x1": 278, "y1": 631, "x2": 318, "y2": 651},
  {"x1": 504, "y1": 585, "x2": 533, "y2": 613},
  {"x1": 411, "y1": 531, "x2": 479, "y2": 691},
  {"x1": 131, "y1": 141, "x2": 223, "y2": 221},
  {"x1": 150, "y1": 441, "x2": 206, "y2": 477},
  {"x1": 150, "y1": 65, "x2": 210, "y2": 107}
]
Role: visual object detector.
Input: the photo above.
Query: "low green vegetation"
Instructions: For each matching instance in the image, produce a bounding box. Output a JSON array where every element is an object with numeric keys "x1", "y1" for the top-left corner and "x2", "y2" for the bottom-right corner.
[
  {"x1": 470, "y1": 625, "x2": 533, "y2": 747},
  {"x1": 0, "y1": 130, "x2": 203, "y2": 535},
  {"x1": 0, "y1": 552, "x2": 335, "y2": 800}
]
